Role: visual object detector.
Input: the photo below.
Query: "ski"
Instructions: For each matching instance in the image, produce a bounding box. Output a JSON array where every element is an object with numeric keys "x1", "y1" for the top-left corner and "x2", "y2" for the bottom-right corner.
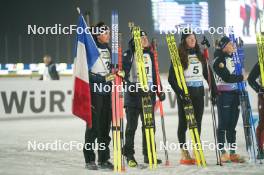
[
  {"x1": 201, "y1": 36, "x2": 222, "y2": 166},
  {"x1": 111, "y1": 10, "x2": 123, "y2": 172},
  {"x1": 126, "y1": 163, "x2": 148, "y2": 170},
  {"x1": 166, "y1": 34, "x2": 206, "y2": 167},
  {"x1": 118, "y1": 32, "x2": 126, "y2": 171},
  {"x1": 132, "y1": 26, "x2": 157, "y2": 169},
  {"x1": 229, "y1": 32, "x2": 257, "y2": 163},
  {"x1": 256, "y1": 17, "x2": 264, "y2": 163},
  {"x1": 257, "y1": 37, "x2": 264, "y2": 87},
  {"x1": 151, "y1": 38, "x2": 170, "y2": 166}
]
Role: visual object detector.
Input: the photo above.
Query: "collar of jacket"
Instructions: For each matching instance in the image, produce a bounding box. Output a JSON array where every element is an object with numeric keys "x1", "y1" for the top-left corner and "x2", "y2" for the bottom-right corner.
[
  {"x1": 216, "y1": 49, "x2": 233, "y2": 59},
  {"x1": 223, "y1": 51, "x2": 233, "y2": 58},
  {"x1": 95, "y1": 40, "x2": 109, "y2": 49},
  {"x1": 143, "y1": 47, "x2": 151, "y2": 54},
  {"x1": 187, "y1": 48, "x2": 196, "y2": 55}
]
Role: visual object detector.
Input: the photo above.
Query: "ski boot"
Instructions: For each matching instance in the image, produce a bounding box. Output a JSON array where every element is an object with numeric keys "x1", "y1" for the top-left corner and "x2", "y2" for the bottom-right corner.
[
  {"x1": 220, "y1": 152, "x2": 231, "y2": 163},
  {"x1": 85, "y1": 161, "x2": 98, "y2": 170},
  {"x1": 127, "y1": 155, "x2": 138, "y2": 168},
  {"x1": 98, "y1": 160, "x2": 114, "y2": 170},
  {"x1": 229, "y1": 153, "x2": 246, "y2": 163},
  {"x1": 144, "y1": 156, "x2": 162, "y2": 164},
  {"x1": 180, "y1": 149, "x2": 195, "y2": 165}
]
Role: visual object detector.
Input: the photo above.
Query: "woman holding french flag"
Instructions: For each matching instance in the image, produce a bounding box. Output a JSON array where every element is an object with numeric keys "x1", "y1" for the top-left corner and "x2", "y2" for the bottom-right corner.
[
  {"x1": 72, "y1": 16, "x2": 123, "y2": 170},
  {"x1": 82, "y1": 22, "x2": 115, "y2": 170}
]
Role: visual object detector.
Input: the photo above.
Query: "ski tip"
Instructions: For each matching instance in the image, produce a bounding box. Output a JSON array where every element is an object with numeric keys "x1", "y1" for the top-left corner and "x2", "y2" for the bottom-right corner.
[{"x1": 112, "y1": 10, "x2": 118, "y2": 16}]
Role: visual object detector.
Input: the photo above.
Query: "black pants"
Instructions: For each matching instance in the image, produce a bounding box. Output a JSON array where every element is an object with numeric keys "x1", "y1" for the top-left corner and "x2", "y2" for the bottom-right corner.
[
  {"x1": 177, "y1": 88, "x2": 204, "y2": 149},
  {"x1": 217, "y1": 91, "x2": 240, "y2": 151},
  {"x1": 123, "y1": 106, "x2": 156, "y2": 157},
  {"x1": 83, "y1": 93, "x2": 112, "y2": 163}
]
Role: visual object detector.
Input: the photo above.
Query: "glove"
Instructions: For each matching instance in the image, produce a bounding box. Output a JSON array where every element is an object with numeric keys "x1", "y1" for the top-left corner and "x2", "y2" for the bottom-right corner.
[
  {"x1": 138, "y1": 88, "x2": 150, "y2": 97},
  {"x1": 180, "y1": 94, "x2": 191, "y2": 105},
  {"x1": 158, "y1": 92, "x2": 166, "y2": 101},
  {"x1": 117, "y1": 70, "x2": 125, "y2": 78},
  {"x1": 105, "y1": 73, "x2": 116, "y2": 82}
]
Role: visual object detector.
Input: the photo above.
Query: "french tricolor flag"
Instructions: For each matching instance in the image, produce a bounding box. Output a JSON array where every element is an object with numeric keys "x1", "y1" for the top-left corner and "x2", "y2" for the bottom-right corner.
[{"x1": 72, "y1": 15, "x2": 99, "y2": 128}]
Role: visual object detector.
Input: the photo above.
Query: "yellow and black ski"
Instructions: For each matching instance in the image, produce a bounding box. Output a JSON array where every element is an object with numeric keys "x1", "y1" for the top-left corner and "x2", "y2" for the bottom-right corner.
[
  {"x1": 256, "y1": 10, "x2": 264, "y2": 164},
  {"x1": 132, "y1": 26, "x2": 157, "y2": 169},
  {"x1": 166, "y1": 34, "x2": 206, "y2": 167},
  {"x1": 256, "y1": 16, "x2": 264, "y2": 89}
]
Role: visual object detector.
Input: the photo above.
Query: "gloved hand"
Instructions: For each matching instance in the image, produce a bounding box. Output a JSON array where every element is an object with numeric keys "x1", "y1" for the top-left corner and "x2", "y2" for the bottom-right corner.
[
  {"x1": 105, "y1": 73, "x2": 116, "y2": 82},
  {"x1": 138, "y1": 88, "x2": 150, "y2": 97},
  {"x1": 117, "y1": 70, "x2": 125, "y2": 78},
  {"x1": 158, "y1": 92, "x2": 166, "y2": 101},
  {"x1": 180, "y1": 94, "x2": 191, "y2": 105}
]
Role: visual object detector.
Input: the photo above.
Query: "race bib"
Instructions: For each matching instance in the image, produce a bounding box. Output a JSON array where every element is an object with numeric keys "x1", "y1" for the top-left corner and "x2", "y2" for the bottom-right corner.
[
  {"x1": 90, "y1": 48, "x2": 111, "y2": 76},
  {"x1": 129, "y1": 53, "x2": 153, "y2": 84},
  {"x1": 184, "y1": 54, "x2": 203, "y2": 84}
]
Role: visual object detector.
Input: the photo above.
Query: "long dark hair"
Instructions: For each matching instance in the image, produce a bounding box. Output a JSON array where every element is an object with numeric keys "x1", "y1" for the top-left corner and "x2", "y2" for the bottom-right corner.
[{"x1": 178, "y1": 36, "x2": 205, "y2": 70}]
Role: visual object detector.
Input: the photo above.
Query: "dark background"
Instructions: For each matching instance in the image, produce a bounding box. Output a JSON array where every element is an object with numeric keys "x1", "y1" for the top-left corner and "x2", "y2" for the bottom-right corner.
[{"x1": 0, "y1": 0, "x2": 259, "y2": 72}]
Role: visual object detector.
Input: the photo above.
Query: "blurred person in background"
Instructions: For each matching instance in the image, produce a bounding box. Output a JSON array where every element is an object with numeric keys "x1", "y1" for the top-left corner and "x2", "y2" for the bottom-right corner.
[
  {"x1": 240, "y1": 0, "x2": 251, "y2": 36},
  {"x1": 39, "y1": 55, "x2": 60, "y2": 80}
]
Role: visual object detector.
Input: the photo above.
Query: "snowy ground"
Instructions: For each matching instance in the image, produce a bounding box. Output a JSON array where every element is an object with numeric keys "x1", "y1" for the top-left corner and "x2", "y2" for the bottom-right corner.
[{"x1": 0, "y1": 114, "x2": 264, "y2": 175}]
